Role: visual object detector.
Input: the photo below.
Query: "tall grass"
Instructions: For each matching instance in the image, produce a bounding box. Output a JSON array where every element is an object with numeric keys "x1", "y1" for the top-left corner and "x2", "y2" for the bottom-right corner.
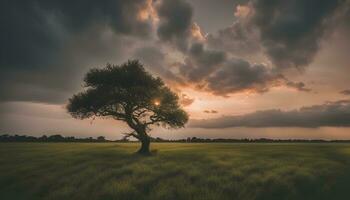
[{"x1": 1, "y1": 143, "x2": 350, "y2": 200}]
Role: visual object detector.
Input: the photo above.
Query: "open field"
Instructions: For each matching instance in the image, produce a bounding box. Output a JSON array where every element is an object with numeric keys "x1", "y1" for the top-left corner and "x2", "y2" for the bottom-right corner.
[{"x1": 1, "y1": 143, "x2": 350, "y2": 200}]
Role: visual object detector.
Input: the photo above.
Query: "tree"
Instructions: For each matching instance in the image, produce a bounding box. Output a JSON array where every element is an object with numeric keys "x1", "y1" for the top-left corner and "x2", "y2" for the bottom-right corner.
[
  {"x1": 67, "y1": 60, "x2": 188, "y2": 154},
  {"x1": 97, "y1": 136, "x2": 106, "y2": 141}
]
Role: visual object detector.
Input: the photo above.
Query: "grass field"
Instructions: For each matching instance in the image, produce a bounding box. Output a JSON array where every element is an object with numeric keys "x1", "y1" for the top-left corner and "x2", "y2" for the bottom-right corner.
[{"x1": 1, "y1": 143, "x2": 350, "y2": 200}]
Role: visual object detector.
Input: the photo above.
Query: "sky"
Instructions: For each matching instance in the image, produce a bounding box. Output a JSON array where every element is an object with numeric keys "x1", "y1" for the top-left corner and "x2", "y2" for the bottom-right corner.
[{"x1": 1, "y1": 0, "x2": 350, "y2": 140}]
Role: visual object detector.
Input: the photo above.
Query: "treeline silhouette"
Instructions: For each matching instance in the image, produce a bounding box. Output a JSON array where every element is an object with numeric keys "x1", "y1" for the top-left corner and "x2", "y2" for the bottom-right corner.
[
  {"x1": 0, "y1": 134, "x2": 109, "y2": 142},
  {"x1": 151, "y1": 137, "x2": 350, "y2": 143},
  {"x1": 1, "y1": 134, "x2": 350, "y2": 143}
]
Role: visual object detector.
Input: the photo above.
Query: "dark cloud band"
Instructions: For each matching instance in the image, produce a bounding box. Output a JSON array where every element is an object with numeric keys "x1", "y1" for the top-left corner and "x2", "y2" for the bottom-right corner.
[
  {"x1": 0, "y1": 0, "x2": 152, "y2": 103},
  {"x1": 190, "y1": 100, "x2": 350, "y2": 128}
]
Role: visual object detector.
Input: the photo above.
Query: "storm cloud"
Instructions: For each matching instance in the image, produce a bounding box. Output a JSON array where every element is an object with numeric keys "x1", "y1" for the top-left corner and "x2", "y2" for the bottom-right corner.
[
  {"x1": 0, "y1": 0, "x2": 153, "y2": 103},
  {"x1": 177, "y1": 43, "x2": 310, "y2": 95},
  {"x1": 178, "y1": 43, "x2": 226, "y2": 82},
  {"x1": 252, "y1": 0, "x2": 343, "y2": 69},
  {"x1": 0, "y1": 0, "x2": 348, "y2": 101},
  {"x1": 206, "y1": 59, "x2": 281, "y2": 95},
  {"x1": 1, "y1": 0, "x2": 152, "y2": 70},
  {"x1": 207, "y1": 17, "x2": 260, "y2": 56},
  {"x1": 207, "y1": 58, "x2": 310, "y2": 95},
  {"x1": 211, "y1": 0, "x2": 346, "y2": 70},
  {"x1": 2, "y1": 0, "x2": 350, "y2": 138},
  {"x1": 156, "y1": 0, "x2": 195, "y2": 51},
  {"x1": 154, "y1": 0, "x2": 314, "y2": 96},
  {"x1": 190, "y1": 100, "x2": 350, "y2": 128}
]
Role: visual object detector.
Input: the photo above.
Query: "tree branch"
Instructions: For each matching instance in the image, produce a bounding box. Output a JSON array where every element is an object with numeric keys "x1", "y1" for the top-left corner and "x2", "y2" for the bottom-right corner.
[
  {"x1": 122, "y1": 131, "x2": 140, "y2": 140},
  {"x1": 134, "y1": 109, "x2": 149, "y2": 118},
  {"x1": 145, "y1": 114, "x2": 164, "y2": 126}
]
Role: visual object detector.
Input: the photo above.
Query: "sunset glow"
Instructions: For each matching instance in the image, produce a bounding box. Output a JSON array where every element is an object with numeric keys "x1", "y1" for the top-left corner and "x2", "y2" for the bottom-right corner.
[
  {"x1": 154, "y1": 100, "x2": 160, "y2": 106},
  {"x1": 2, "y1": 0, "x2": 350, "y2": 140}
]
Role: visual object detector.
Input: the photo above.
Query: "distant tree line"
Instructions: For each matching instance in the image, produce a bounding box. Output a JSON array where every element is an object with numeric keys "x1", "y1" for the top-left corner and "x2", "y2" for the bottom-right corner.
[
  {"x1": 151, "y1": 137, "x2": 350, "y2": 143},
  {"x1": 0, "y1": 134, "x2": 109, "y2": 142},
  {"x1": 1, "y1": 134, "x2": 350, "y2": 143}
]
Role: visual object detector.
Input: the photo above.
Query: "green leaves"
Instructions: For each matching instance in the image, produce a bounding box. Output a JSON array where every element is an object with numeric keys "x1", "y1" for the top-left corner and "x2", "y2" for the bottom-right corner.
[{"x1": 67, "y1": 60, "x2": 188, "y2": 132}]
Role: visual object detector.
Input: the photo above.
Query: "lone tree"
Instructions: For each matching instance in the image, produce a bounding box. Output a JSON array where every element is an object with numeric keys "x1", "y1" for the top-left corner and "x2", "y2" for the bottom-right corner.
[{"x1": 67, "y1": 60, "x2": 188, "y2": 154}]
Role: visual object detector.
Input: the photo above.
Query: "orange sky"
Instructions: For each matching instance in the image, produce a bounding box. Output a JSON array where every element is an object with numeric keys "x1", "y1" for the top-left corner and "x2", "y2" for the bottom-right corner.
[{"x1": 1, "y1": 0, "x2": 350, "y2": 139}]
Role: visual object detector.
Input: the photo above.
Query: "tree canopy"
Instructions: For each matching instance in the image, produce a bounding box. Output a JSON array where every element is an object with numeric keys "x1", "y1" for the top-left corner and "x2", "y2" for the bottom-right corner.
[{"x1": 67, "y1": 60, "x2": 188, "y2": 154}]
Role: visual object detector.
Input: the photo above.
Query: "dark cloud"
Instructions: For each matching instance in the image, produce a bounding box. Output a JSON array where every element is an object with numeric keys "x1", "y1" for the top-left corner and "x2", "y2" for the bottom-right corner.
[
  {"x1": 179, "y1": 43, "x2": 226, "y2": 82},
  {"x1": 1, "y1": 0, "x2": 152, "y2": 70},
  {"x1": 0, "y1": 71, "x2": 73, "y2": 103},
  {"x1": 204, "y1": 110, "x2": 218, "y2": 114},
  {"x1": 134, "y1": 46, "x2": 167, "y2": 75},
  {"x1": 156, "y1": 0, "x2": 196, "y2": 51},
  {"x1": 1, "y1": 1, "x2": 63, "y2": 70},
  {"x1": 40, "y1": 0, "x2": 152, "y2": 36},
  {"x1": 177, "y1": 43, "x2": 310, "y2": 96},
  {"x1": 206, "y1": 59, "x2": 283, "y2": 95},
  {"x1": 156, "y1": 0, "x2": 315, "y2": 96},
  {"x1": 190, "y1": 100, "x2": 350, "y2": 128},
  {"x1": 0, "y1": 102, "x2": 68, "y2": 120},
  {"x1": 0, "y1": 29, "x2": 131, "y2": 103},
  {"x1": 251, "y1": 0, "x2": 344, "y2": 69},
  {"x1": 206, "y1": 0, "x2": 346, "y2": 70},
  {"x1": 207, "y1": 21, "x2": 260, "y2": 56},
  {"x1": 0, "y1": 0, "x2": 341, "y2": 104},
  {"x1": 285, "y1": 81, "x2": 311, "y2": 92},
  {"x1": 340, "y1": 90, "x2": 350, "y2": 95},
  {"x1": 133, "y1": 45, "x2": 185, "y2": 85},
  {"x1": 187, "y1": 0, "x2": 249, "y2": 33},
  {"x1": 205, "y1": 58, "x2": 310, "y2": 95},
  {"x1": 0, "y1": 0, "x2": 151, "y2": 103}
]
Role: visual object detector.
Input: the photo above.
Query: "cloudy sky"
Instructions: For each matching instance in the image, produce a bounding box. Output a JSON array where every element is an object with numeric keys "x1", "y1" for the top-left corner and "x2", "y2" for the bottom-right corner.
[{"x1": 1, "y1": 0, "x2": 350, "y2": 140}]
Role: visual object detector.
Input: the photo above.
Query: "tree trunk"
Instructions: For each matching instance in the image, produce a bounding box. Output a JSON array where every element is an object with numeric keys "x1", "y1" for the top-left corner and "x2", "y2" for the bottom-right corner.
[
  {"x1": 137, "y1": 135, "x2": 150, "y2": 155},
  {"x1": 125, "y1": 116, "x2": 151, "y2": 155}
]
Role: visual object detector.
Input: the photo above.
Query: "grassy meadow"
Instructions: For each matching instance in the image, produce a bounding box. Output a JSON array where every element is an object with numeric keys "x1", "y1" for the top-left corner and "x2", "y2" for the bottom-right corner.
[{"x1": 1, "y1": 142, "x2": 350, "y2": 200}]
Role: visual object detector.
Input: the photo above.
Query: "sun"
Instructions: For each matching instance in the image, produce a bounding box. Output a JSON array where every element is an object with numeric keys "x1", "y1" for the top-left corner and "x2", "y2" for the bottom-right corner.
[{"x1": 154, "y1": 100, "x2": 160, "y2": 106}]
